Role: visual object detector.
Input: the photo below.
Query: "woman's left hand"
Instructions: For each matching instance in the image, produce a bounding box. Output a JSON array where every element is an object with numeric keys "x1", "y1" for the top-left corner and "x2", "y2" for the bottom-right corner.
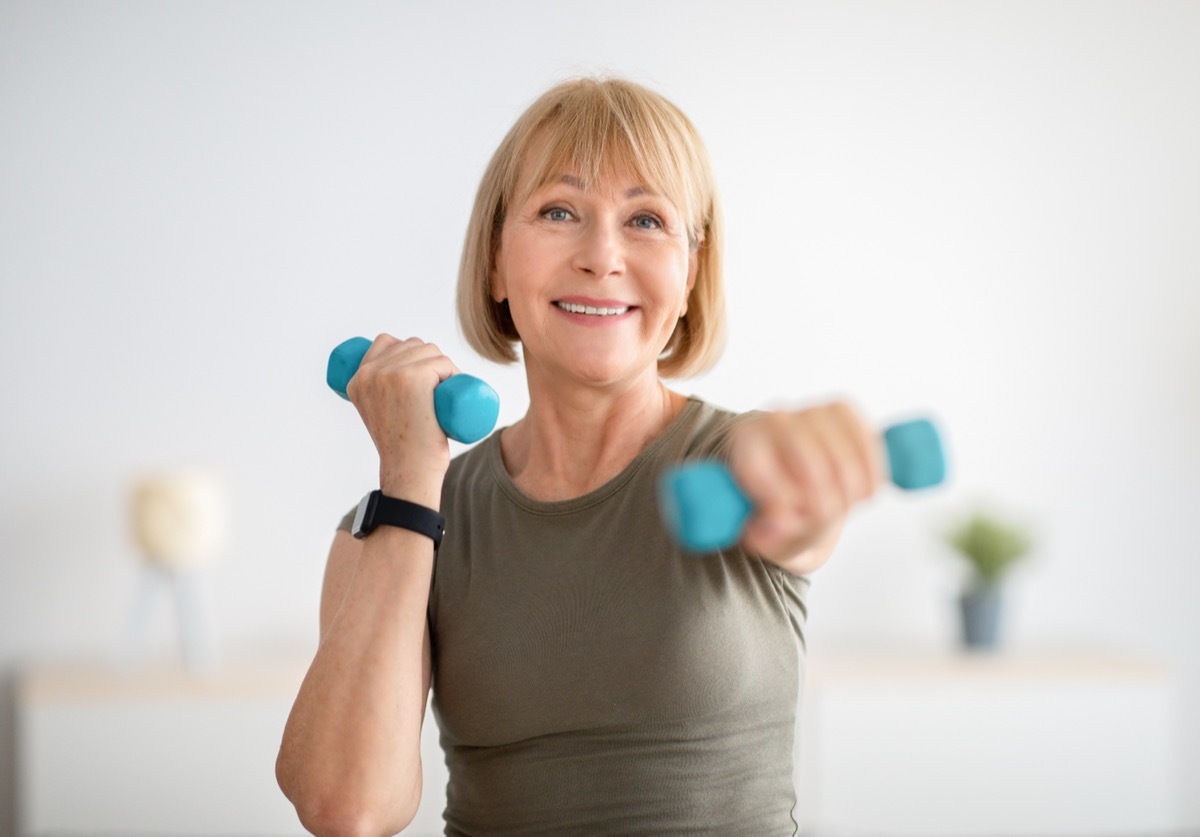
[{"x1": 727, "y1": 402, "x2": 884, "y2": 575}]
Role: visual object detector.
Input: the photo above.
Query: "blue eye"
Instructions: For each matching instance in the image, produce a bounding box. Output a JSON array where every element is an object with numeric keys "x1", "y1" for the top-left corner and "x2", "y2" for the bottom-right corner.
[
  {"x1": 542, "y1": 207, "x2": 572, "y2": 222},
  {"x1": 632, "y1": 214, "x2": 663, "y2": 230}
]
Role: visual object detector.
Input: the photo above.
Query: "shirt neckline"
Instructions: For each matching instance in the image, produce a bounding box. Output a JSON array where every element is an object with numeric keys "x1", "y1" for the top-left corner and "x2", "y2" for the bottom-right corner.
[{"x1": 483, "y1": 396, "x2": 705, "y2": 516}]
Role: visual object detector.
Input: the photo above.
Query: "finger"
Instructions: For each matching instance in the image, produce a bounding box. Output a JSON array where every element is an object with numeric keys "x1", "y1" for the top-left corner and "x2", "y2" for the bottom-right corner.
[
  {"x1": 803, "y1": 405, "x2": 866, "y2": 513},
  {"x1": 349, "y1": 351, "x2": 460, "y2": 403},
  {"x1": 822, "y1": 402, "x2": 884, "y2": 501},
  {"x1": 354, "y1": 336, "x2": 461, "y2": 383},
  {"x1": 362, "y1": 335, "x2": 433, "y2": 368},
  {"x1": 732, "y1": 426, "x2": 811, "y2": 555},
  {"x1": 771, "y1": 410, "x2": 840, "y2": 520},
  {"x1": 346, "y1": 344, "x2": 462, "y2": 416},
  {"x1": 359, "y1": 332, "x2": 402, "y2": 364},
  {"x1": 801, "y1": 403, "x2": 883, "y2": 509}
]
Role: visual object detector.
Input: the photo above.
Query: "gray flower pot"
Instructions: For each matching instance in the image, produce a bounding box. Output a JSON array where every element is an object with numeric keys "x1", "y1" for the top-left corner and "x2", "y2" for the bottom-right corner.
[{"x1": 959, "y1": 585, "x2": 1004, "y2": 650}]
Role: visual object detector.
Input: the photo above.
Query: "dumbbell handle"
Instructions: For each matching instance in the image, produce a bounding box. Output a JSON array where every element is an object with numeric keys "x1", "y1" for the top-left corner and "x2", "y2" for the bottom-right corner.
[
  {"x1": 327, "y1": 336, "x2": 500, "y2": 445},
  {"x1": 659, "y1": 418, "x2": 946, "y2": 552}
]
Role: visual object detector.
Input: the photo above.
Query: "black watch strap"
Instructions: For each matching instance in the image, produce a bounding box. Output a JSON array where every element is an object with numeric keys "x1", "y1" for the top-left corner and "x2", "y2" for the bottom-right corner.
[{"x1": 352, "y1": 490, "x2": 445, "y2": 548}]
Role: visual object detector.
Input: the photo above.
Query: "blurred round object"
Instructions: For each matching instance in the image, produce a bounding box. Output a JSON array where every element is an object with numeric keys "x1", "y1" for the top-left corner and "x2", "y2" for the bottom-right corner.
[{"x1": 130, "y1": 469, "x2": 227, "y2": 568}]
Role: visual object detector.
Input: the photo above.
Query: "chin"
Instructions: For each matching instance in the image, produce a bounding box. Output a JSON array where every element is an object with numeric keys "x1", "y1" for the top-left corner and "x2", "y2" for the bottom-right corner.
[
  {"x1": 529, "y1": 341, "x2": 659, "y2": 389},
  {"x1": 574, "y1": 361, "x2": 658, "y2": 390}
]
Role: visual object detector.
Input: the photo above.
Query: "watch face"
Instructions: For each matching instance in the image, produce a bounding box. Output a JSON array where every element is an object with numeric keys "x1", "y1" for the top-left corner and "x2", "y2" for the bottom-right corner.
[{"x1": 351, "y1": 491, "x2": 377, "y2": 539}]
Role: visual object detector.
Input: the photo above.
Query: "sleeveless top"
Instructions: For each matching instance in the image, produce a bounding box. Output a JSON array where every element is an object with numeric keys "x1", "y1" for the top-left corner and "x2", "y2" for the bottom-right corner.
[{"x1": 343, "y1": 398, "x2": 809, "y2": 834}]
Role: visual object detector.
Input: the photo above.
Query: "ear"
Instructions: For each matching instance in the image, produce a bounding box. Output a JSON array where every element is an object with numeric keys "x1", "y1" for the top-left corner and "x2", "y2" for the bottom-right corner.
[
  {"x1": 490, "y1": 242, "x2": 507, "y2": 303},
  {"x1": 681, "y1": 249, "x2": 699, "y2": 316}
]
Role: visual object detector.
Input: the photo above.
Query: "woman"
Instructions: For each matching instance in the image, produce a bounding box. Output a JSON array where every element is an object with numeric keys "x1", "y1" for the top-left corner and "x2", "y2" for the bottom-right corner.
[{"x1": 277, "y1": 76, "x2": 881, "y2": 836}]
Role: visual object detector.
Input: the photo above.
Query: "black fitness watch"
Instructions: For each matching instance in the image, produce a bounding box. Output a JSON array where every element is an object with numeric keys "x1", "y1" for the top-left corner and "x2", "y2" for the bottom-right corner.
[{"x1": 351, "y1": 490, "x2": 445, "y2": 549}]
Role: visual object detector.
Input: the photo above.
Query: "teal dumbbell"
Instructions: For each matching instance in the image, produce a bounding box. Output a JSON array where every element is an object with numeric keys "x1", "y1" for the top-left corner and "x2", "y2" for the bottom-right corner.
[
  {"x1": 327, "y1": 337, "x2": 500, "y2": 445},
  {"x1": 659, "y1": 417, "x2": 946, "y2": 552}
]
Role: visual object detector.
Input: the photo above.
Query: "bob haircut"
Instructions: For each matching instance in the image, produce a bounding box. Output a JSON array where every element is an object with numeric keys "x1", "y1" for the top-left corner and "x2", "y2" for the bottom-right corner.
[{"x1": 457, "y1": 76, "x2": 726, "y2": 379}]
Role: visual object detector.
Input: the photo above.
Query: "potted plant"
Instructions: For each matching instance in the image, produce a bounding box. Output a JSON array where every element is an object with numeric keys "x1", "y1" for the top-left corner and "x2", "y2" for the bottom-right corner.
[{"x1": 941, "y1": 509, "x2": 1033, "y2": 650}]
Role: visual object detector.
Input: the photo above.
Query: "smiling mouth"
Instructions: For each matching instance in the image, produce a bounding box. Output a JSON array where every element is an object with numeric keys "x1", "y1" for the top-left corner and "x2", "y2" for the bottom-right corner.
[{"x1": 554, "y1": 301, "x2": 630, "y2": 316}]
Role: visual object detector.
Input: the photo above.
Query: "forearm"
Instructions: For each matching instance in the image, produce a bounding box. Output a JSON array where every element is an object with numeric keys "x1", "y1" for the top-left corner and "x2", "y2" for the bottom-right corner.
[{"x1": 278, "y1": 529, "x2": 434, "y2": 836}]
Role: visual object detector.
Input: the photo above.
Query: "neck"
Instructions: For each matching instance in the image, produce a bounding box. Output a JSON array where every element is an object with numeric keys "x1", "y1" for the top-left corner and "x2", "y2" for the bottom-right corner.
[{"x1": 501, "y1": 370, "x2": 688, "y2": 501}]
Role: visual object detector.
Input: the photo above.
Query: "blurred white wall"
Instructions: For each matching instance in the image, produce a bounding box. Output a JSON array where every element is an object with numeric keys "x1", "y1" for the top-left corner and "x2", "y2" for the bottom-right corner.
[{"x1": 2, "y1": 1, "x2": 1198, "y2": 833}]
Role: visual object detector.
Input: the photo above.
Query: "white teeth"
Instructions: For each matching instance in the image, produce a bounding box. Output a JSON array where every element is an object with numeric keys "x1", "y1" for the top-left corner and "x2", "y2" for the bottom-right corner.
[{"x1": 556, "y1": 302, "x2": 628, "y2": 316}]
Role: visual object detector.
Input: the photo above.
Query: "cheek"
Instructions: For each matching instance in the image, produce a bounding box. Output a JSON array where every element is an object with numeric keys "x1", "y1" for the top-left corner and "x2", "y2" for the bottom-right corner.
[
  {"x1": 495, "y1": 235, "x2": 544, "y2": 296},
  {"x1": 658, "y1": 253, "x2": 693, "y2": 306},
  {"x1": 492, "y1": 228, "x2": 533, "y2": 302},
  {"x1": 492, "y1": 252, "x2": 530, "y2": 305}
]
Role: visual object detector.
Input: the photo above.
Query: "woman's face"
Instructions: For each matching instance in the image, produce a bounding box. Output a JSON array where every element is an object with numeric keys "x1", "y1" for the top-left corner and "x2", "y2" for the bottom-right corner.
[{"x1": 492, "y1": 160, "x2": 697, "y2": 392}]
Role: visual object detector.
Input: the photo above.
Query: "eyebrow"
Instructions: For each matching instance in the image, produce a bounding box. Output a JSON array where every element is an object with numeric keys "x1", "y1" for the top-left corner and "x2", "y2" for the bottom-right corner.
[{"x1": 556, "y1": 174, "x2": 651, "y2": 199}]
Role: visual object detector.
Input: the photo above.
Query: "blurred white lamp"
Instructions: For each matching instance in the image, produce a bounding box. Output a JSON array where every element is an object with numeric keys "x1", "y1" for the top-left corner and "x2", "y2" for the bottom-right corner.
[{"x1": 127, "y1": 468, "x2": 227, "y2": 672}]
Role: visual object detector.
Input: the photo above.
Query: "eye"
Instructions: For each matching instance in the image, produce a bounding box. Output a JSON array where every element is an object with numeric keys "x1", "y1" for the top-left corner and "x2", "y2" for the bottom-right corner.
[
  {"x1": 541, "y1": 206, "x2": 573, "y2": 222},
  {"x1": 631, "y1": 213, "x2": 664, "y2": 231}
]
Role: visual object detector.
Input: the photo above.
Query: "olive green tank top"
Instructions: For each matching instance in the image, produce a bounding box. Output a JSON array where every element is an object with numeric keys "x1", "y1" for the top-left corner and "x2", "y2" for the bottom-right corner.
[{"x1": 345, "y1": 398, "x2": 809, "y2": 834}]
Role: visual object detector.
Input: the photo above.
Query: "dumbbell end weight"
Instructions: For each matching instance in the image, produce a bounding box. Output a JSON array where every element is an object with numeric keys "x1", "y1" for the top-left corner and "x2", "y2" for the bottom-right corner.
[
  {"x1": 327, "y1": 337, "x2": 373, "y2": 400},
  {"x1": 658, "y1": 462, "x2": 755, "y2": 553},
  {"x1": 326, "y1": 336, "x2": 500, "y2": 444},
  {"x1": 433, "y1": 375, "x2": 501, "y2": 445},
  {"x1": 884, "y1": 417, "x2": 947, "y2": 490}
]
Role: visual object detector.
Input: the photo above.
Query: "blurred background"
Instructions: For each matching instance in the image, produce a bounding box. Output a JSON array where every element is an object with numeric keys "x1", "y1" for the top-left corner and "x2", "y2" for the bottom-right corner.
[{"x1": 2, "y1": 1, "x2": 1197, "y2": 835}]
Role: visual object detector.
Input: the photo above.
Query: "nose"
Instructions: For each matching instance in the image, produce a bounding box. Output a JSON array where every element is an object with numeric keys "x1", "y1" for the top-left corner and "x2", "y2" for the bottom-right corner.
[{"x1": 572, "y1": 220, "x2": 625, "y2": 279}]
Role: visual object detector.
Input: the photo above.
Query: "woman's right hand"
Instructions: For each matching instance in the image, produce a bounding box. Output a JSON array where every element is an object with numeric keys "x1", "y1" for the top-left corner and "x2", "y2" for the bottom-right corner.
[{"x1": 345, "y1": 334, "x2": 461, "y2": 504}]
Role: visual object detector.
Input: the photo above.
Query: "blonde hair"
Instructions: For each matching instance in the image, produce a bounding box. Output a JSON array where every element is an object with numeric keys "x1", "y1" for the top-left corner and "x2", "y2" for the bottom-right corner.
[{"x1": 456, "y1": 76, "x2": 726, "y2": 378}]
